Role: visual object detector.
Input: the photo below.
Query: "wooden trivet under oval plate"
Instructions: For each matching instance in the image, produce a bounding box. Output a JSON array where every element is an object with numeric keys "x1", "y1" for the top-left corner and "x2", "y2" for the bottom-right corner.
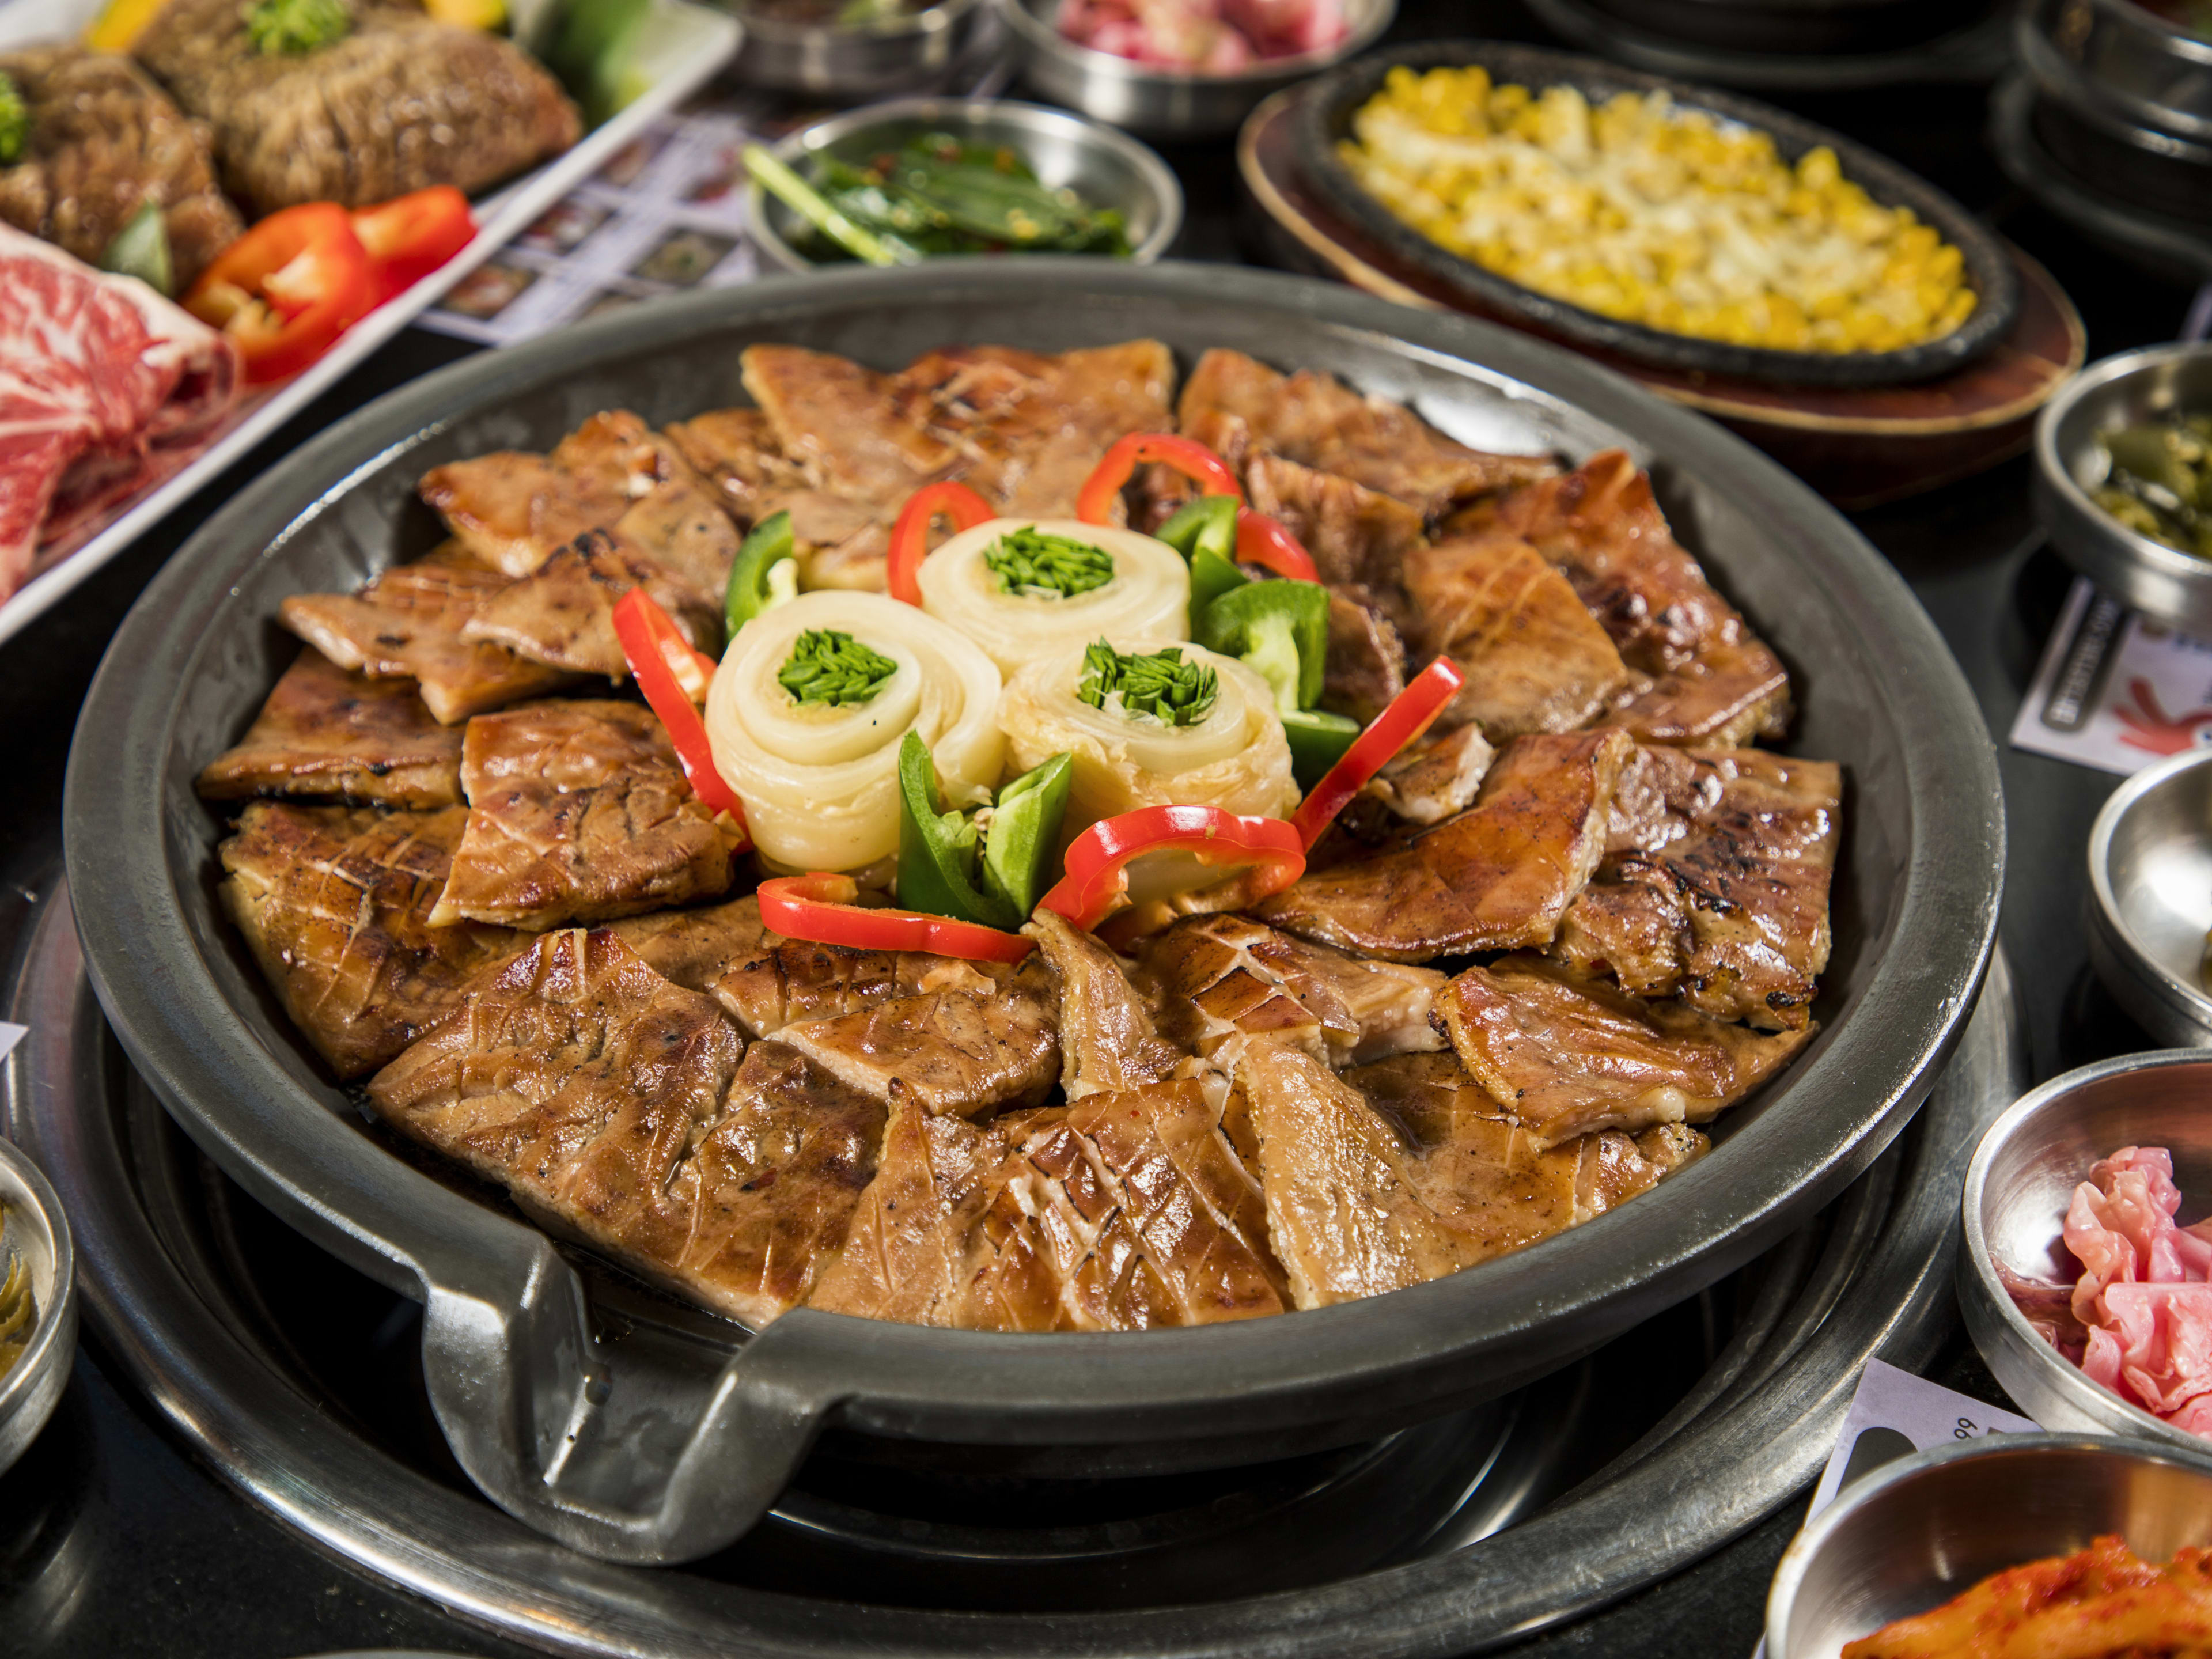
[{"x1": 1238, "y1": 85, "x2": 2085, "y2": 509}]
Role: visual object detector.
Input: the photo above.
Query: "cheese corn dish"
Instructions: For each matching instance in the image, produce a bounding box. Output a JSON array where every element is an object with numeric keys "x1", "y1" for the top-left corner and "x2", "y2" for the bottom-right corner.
[{"x1": 1340, "y1": 66, "x2": 1977, "y2": 356}]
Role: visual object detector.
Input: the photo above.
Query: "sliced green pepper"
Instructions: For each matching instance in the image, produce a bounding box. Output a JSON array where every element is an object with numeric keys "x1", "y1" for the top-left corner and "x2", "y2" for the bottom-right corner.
[
  {"x1": 726, "y1": 509, "x2": 797, "y2": 635},
  {"x1": 981, "y1": 752, "x2": 1073, "y2": 925},
  {"x1": 897, "y1": 734, "x2": 1073, "y2": 931},
  {"x1": 1155, "y1": 494, "x2": 1237, "y2": 563},
  {"x1": 1282, "y1": 707, "x2": 1363, "y2": 791},
  {"x1": 1195, "y1": 578, "x2": 1328, "y2": 713}
]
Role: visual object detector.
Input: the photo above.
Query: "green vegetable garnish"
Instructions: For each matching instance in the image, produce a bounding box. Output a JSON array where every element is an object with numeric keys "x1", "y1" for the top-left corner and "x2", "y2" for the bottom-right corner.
[
  {"x1": 983, "y1": 527, "x2": 1115, "y2": 599},
  {"x1": 1281, "y1": 707, "x2": 1363, "y2": 791},
  {"x1": 896, "y1": 734, "x2": 1073, "y2": 930},
  {"x1": 536, "y1": 0, "x2": 650, "y2": 126},
  {"x1": 794, "y1": 133, "x2": 1131, "y2": 265},
  {"x1": 726, "y1": 509, "x2": 798, "y2": 634},
  {"x1": 0, "y1": 72, "x2": 25, "y2": 168},
  {"x1": 1076, "y1": 639, "x2": 1217, "y2": 728},
  {"x1": 246, "y1": 0, "x2": 351, "y2": 55},
  {"x1": 1195, "y1": 578, "x2": 1328, "y2": 713},
  {"x1": 744, "y1": 143, "x2": 917, "y2": 267},
  {"x1": 2097, "y1": 416, "x2": 2212, "y2": 560},
  {"x1": 99, "y1": 200, "x2": 174, "y2": 298},
  {"x1": 779, "y1": 628, "x2": 898, "y2": 706}
]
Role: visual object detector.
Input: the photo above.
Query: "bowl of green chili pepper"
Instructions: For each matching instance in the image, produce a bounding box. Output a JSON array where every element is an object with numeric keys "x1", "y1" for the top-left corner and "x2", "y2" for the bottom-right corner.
[{"x1": 745, "y1": 96, "x2": 1183, "y2": 272}]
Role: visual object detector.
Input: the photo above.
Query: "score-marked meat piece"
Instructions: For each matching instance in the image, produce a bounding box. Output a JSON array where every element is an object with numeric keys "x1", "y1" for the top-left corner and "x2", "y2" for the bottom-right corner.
[
  {"x1": 195, "y1": 647, "x2": 463, "y2": 809},
  {"x1": 1553, "y1": 745, "x2": 1842, "y2": 1030},
  {"x1": 1257, "y1": 728, "x2": 1633, "y2": 962},
  {"x1": 459, "y1": 527, "x2": 724, "y2": 680},
  {"x1": 1226, "y1": 1039, "x2": 1702, "y2": 1309},
  {"x1": 1323, "y1": 586, "x2": 1409, "y2": 726},
  {"x1": 430, "y1": 699, "x2": 743, "y2": 931},
  {"x1": 280, "y1": 546, "x2": 571, "y2": 724},
  {"x1": 1435, "y1": 955, "x2": 1812, "y2": 1148},
  {"x1": 1141, "y1": 914, "x2": 1445, "y2": 1068},
  {"x1": 772, "y1": 955, "x2": 1062, "y2": 1120},
  {"x1": 371, "y1": 930, "x2": 889, "y2": 1330},
  {"x1": 1244, "y1": 452, "x2": 1426, "y2": 591},
  {"x1": 1478, "y1": 452, "x2": 1791, "y2": 747},
  {"x1": 1024, "y1": 910, "x2": 1184, "y2": 1099},
  {"x1": 806, "y1": 1078, "x2": 1286, "y2": 1330},
  {"x1": 1175, "y1": 349, "x2": 1555, "y2": 521},
  {"x1": 1402, "y1": 531, "x2": 1638, "y2": 739},
  {"x1": 217, "y1": 802, "x2": 522, "y2": 1078}
]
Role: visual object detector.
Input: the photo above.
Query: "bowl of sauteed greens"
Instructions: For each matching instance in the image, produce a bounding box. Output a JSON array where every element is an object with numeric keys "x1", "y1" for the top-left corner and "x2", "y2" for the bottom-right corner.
[
  {"x1": 2038, "y1": 342, "x2": 2212, "y2": 633},
  {"x1": 745, "y1": 96, "x2": 1181, "y2": 271}
]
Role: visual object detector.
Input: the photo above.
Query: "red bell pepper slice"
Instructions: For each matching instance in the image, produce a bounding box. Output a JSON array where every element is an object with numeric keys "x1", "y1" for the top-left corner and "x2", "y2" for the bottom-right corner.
[
  {"x1": 1234, "y1": 509, "x2": 1320, "y2": 582},
  {"x1": 611, "y1": 588, "x2": 751, "y2": 839},
  {"x1": 1290, "y1": 657, "x2": 1467, "y2": 850},
  {"x1": 353, "y1": 186, "x2": 475, "y2": 304},
  {"x1": 1038, "y1": 804, "x2": 1305, "y2": 934},
  {"x1": 1075, "y1": 434, "x2": 1243, "y2": 528},
  {"x1": 759, "y1": 872, "x2": 1034, "y2": 964},
  {"x1": 888, "y1": 480, "x2": 995, "y2": 606},
  {"x1": 183, "y1": 202, "x2": 375, "y2": 385}
]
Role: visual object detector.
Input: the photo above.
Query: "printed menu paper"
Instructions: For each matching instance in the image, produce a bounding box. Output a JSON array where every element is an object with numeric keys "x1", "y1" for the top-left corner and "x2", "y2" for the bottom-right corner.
[
  {"x1": 2012, "y1": 575, "x2": 2212, "y2": 775},
  {"x1": 1749, "y1": 1361, "x2": 2037, "y2": 1657}
]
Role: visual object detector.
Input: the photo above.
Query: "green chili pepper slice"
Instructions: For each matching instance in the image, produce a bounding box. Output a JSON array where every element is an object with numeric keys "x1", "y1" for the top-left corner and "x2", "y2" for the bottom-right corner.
[
  {"x1": 981, "y1": 752, "x2": 1073, "y2": 925},
  {"x1": 1154, "y1": 494, "x2": 1238, "y2": 563},
  {"x1": 1281, "y1": 707, "x2": 1363, "y2": 792},
  {"x1": 1194, "y1": 578, "x2": 1328, "y2": 713},
  {"x1": 726, "y1": 509, "x2": 797, "y2": 634},
  {"x1": 897, "y1": 734, "x2": 1074, "y2": 931}
]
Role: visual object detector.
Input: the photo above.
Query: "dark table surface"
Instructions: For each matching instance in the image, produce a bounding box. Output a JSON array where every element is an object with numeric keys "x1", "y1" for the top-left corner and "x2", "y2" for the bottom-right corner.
[{"x1": 0, "y1": 3, "x2": 2194, "y2": 1652}]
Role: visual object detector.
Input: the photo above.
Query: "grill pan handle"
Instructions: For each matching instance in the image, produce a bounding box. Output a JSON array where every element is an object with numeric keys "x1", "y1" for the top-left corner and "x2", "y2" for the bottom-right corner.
[{"x1": 418, "y1": 1237, "x2": 838, "y2": 1563}]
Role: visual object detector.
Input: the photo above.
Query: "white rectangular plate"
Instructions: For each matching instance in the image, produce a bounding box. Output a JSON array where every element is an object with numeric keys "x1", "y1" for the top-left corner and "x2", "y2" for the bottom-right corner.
[{"x1": 0, "y1": 0, "x2": 741, "y2": 647}]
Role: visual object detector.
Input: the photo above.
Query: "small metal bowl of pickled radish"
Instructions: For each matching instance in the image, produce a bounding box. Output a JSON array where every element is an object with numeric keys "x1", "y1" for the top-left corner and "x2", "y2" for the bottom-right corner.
[
  {"x1": 0, "y1": 1135, "x2": 75, "y2": 1478},
  {"x1": 746, "y1": 96, "x2": 1183, "y2": 274},
  {"x1": 2086, "y1": 744, "x2": 2212, "y2": 1047}
]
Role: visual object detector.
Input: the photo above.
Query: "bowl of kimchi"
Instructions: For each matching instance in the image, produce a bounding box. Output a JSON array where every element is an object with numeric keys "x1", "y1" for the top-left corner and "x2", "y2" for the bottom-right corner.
[{"x1": 1765, "y1": 1432, "x2": 2212, "y2": 1658}]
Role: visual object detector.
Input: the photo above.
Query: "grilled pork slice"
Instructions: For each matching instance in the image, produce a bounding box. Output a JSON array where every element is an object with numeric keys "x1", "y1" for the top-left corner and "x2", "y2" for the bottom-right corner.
[
  {"x1": 895, "y1": 342, "x2": 1177, "y2": 520},
  {"x1": 280, "y1": 547, "x2": 570, "y2": 724},
  {"x1": 460, "y1": 527, "x2": 722, "y2": 680},
  {"x1": 1554, "y1": 747, "x2": 1842, "y2": 1030},
  {"x1": 196, "y1": 647, "x2": 462, "y2": 808},
  {"x1": 1435, "y1": 955, "x2": 1813, "y2": 1148},
  {"x1": 664, "y1": 408, "x2": 814, "y2": 527},
  {"x1": 732, "y1": 340, "x2": 1176, "y2": 590},
  {"x1": 218, "y1": 802, "x2": 521, "y2": 1078},
  {"x1": 807, "y1": 1079, "x2": 1285, "y2": 1330},
  {"x1": 1352, "y1": 1051, "x2": 1706, "y2": 1241},
  {"x1": 1244, "y1": 453, "x2": 1425, "y2": 590},
  {"x1": 1361, "y1": 725, "x2": 1496, "y2": 829},
  {"x1": 1479, "y1": 453, "x2": 1790, "y2": 747},
  {"x1": 1141, "y1": 914, "x2": 1445, "y2": 1067},
  {"x1": 430, "y1": 699, "x2": 741, "y2": 930},
  {"x1": 1176, "y1": 349, "x2": 1555, "y2": 522},
  {"x1": 370, "y1": 929, "x2": 874, "y2": 1325},
  {"x1": 1024, "y1": 910, "x2": 1184, "y2": 1098},
  {"x1": 772, "y1": 955, "x2": 1061, "y2": 1119},
  {"x1": 1230, "y1": 1040, "x2": 1704, "y2": 1308},
  {"x1": 132, "y1": 0, "x2": 578, "y2": 216},
  {"x1": 0, "y1": 46, "x2": 243, "y2": 289},
  {"x1": 1257, "y1": 728, "x2": 1634, "y2": 963},
  {"x1": 1403, "y1": 531, "x2": 1638, "y2": 739},
  {"x1": 1324, "y1": 585, "x2": 1408, "y2": 725},
  {"x1": 602, "y1": 895, "x2": 776, "y2": 991}
]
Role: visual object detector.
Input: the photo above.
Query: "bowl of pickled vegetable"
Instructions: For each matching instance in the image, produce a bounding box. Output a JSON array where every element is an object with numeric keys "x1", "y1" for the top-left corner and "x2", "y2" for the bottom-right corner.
[
  {"x1": 744, "y1": 96, "x2": 1183, "y2": 271},
  {"x1": 2037, "y1": 342, "x2": 2212, "y2": 634}
]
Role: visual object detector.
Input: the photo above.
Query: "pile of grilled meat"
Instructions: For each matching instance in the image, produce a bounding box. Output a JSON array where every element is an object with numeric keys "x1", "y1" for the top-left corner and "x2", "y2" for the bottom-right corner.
[{"x1": 196, "y1": 340, "x2": 1841, "y2": 1331}]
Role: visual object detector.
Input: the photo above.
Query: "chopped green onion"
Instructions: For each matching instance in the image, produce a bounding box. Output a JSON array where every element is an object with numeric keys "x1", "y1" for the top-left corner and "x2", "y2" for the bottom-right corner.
[
  {"x1": 246, "y1": 0, "x2": 351, "y2": 55},
  {"x1": 779, "y1": 628, "x2": 899, "y2": 707},
  {"x1": 983, "y1": 527, "x2": 1115, "y2": 599},
  {"x1": 1075, "y1": 639, "x2": 1217, "y2": 728}
]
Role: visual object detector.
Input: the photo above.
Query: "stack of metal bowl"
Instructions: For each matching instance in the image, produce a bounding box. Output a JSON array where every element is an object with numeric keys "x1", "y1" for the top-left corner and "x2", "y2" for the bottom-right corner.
[
  {"x1": 1999, "y1": 0, "x2": 2212, "y2": 275},
  {"x1": 722, "y1": 0, "x2": 991, "y2": 97}
]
